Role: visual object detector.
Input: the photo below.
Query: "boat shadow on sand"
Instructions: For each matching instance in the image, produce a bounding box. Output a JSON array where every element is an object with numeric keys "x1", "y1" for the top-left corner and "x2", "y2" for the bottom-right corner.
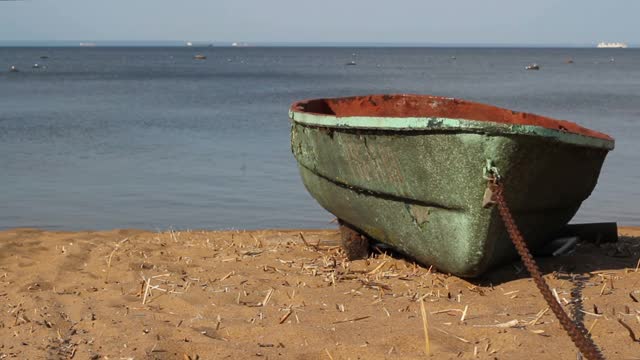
[
  {"x1": 480, "y1": 235, "x2": 640, "y2": 285},
  {"x1": 359, "y1": 233, "x2": 640, "y2": 285},
  {"x1": 485, "y1": 234, "x2": 640, "y2": 330},
  {"x1": 364, "y1": 233, "x2": 640, "y2": 331}
]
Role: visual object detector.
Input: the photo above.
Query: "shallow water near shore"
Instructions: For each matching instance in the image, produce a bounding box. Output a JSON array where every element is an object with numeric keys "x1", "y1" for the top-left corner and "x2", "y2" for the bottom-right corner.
[{"x1": 0, "y1": 47, "x2": 638, "y2": 230}]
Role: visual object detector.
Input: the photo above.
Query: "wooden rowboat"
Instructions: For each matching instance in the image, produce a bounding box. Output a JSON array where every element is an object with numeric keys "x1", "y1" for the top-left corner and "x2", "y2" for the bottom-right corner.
[{"x1": 290, "y1": 94, "x2": 614, "y2": 277}]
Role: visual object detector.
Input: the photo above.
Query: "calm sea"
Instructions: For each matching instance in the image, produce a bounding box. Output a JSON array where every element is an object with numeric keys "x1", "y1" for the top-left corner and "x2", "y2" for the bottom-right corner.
[{"x1": 0, "y1": 47, "x2": 638, "y2": 230}]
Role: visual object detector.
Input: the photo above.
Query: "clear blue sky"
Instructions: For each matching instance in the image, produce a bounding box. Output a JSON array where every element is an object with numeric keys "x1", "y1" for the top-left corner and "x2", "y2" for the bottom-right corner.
[{"x1": 1, "y1": 0, "x2": 638, "y2": 45}]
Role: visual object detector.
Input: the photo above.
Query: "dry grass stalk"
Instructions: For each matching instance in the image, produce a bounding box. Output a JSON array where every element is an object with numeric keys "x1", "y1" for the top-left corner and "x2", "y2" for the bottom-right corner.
[
  {"x1": 434, "y1": 327, "x2": 470, "y2": 343},
  {"x1": 286, "y1": 289, "x2": 296, "y2": 300},
  {"x1": 473, "y1": 319, "x2": 519, "y2": 328},
  {"x1": 528, "y1": 307, "x2": 549, "y2": 326},
  {"x1": 261, "y1": 288, "x2": 274, "y2": 307},
  {"x1": 420, "y1": 298, "x2": 431, "y2": 356},
  {"x1": 279, "y1": 310, "x2": 292, "y2": 324},
  {"x1": 587, "y1": 319, "x2": 599, "y2": 336},
  {"x1": 105, "y1": 237, "x2": 129, "y2": 283},
  {"x1": 599, "y1": 282, "x2": 608, "y2": 296},
  {"x1": 219, "y1": 271, "x2": 235, "y2": 281},
  {"x1": 250, "y1": 234, "x2": 264, "y2": 248},
  {"x1": 324, "y1": 349, "x2": 334, "y2": 360},
  {"x1": 142, "y1": 278, "x2": 151, "y2": 305},
  {"x1": 431, "y1": 308, "x2": 464, "y2": 315},
  {"x1": 368, "y1": 261, "x2": 388, "y2": 275},
  {"x1": 460, "y1": 305, "x2": 469, "y2": 322},
  {"x1": 383, "y1": 307, "x2": 391, "y2": 318},
  {"x1": 333, "y1": 316, "x2": 370, "y2": 324},
  {"x1": 169, "y1": 228, "x2": 179, "y2": 243},
  {"x1": 298, "y1": 232, "x2": 318, "y2": 250},
  {"x1": 635, "y1": 257, "x2": 640, "y2": 272},
  {"x1": 552, "y1": 288, "x2": 562, "y2": 304}
]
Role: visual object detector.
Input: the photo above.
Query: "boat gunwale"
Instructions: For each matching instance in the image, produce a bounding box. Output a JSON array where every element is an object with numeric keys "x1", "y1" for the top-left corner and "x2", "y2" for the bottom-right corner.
[{"x1": 289, "y1": 95, "x2": 615, "y2": 151}]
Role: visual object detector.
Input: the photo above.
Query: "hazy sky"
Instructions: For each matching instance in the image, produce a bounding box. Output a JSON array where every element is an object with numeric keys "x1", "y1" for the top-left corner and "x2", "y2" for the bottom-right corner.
[{"x1": 1, "y1": 0, "x2": 638, "y2": 44}]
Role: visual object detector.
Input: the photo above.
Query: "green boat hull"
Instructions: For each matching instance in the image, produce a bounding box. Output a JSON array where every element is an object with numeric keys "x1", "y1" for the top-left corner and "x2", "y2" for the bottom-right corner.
[{"x1": 290, "y1": 95, "x2": 614, "y2": 277}]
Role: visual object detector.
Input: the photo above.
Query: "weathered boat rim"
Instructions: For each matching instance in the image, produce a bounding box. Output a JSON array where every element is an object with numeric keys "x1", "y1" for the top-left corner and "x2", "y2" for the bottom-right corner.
[{"x1": 289, "y1": 94, "x2": 615, "y2": 150}]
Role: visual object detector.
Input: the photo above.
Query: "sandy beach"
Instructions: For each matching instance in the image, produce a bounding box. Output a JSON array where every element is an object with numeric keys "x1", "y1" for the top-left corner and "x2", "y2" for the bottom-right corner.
[{"x1": 1, "y1": 227, "x2": 640, "y2": 359}]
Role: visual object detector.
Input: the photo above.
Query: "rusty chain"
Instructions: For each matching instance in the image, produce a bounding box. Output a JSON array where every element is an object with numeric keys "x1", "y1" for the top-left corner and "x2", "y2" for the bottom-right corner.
[{"x1": 489, "y1": 178, "x2": 605, "y2": 360}]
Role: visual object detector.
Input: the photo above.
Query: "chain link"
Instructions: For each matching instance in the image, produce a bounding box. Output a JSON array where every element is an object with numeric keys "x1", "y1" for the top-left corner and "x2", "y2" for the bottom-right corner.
[{"x1": 489, "y1": 179, "x2": 605, "y2": 360}]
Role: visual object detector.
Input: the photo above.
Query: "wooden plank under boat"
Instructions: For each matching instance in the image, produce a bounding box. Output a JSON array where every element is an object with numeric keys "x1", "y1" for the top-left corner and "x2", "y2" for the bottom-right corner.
[{"x1": 289, "y1": 94, "x2": 614, "y2": 277}]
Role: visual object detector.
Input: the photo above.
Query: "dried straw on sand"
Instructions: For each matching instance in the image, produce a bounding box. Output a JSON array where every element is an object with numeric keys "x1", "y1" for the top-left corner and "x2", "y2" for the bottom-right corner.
[{"x1": 1, "y1": 227, "x2": 640, "y2": 359}]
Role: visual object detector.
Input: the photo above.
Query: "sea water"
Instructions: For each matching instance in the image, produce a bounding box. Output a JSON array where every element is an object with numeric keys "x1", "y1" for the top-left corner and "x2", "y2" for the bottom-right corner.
[{"x1": 0, "y1": 47, "x2": 638, "y2": 230}]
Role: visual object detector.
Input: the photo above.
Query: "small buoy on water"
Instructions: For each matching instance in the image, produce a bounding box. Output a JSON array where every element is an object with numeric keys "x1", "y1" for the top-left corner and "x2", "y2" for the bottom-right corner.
[
  {"x1": 345, "y1": 53, "x2": 357, "y2": 66},
  {"x1": 566, "y1": 58, "x2": 574, "y2": 64},
  {"x1": 33, "y1": 63, "x2": 40, "y2": 69},
  {"x1": 9, "y1": 65, "x2": 19, "y2": 72}
]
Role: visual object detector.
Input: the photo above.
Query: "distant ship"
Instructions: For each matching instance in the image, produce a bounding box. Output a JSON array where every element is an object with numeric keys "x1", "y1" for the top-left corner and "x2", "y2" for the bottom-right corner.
[
  {"x1": 597, "y1": 42, "x2": 628, "y2": 48},
  {"x1": 525, "y1": 63, "x2": 540, "y2": 70},
  {"x1": 79, "y1": 42, "x2": 96, "y2": 47}
]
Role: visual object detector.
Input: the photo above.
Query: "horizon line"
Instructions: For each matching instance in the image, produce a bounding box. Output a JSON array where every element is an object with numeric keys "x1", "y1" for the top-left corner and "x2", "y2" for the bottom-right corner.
[{"x1": 0, "y1": 40, "x2": 636, "y2": 48}]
